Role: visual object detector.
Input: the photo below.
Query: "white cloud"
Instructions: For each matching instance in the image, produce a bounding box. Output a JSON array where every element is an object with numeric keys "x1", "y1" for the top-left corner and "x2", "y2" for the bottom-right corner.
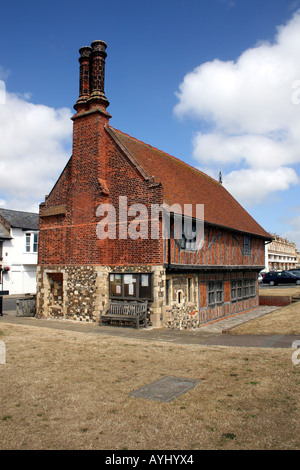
[
  {"x1": 192, "y1": 132, "x2": 297, "y2": 169},
  {"x1": 174, "y1": 10, "x2": 300, "y2": 206},
  {"x1": 0, "y1": 91, "x2": 72, "y2": 211},
  {"x1": 224, "y1": 167, "x2": 299, "y2": 206}
]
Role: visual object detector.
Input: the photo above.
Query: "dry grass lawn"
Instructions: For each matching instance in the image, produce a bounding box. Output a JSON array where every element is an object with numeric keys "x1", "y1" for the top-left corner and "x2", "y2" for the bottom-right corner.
[
  {"x1": 0, "y1": 321, "x2": 300, "y2": 450},
  {"x1": 260, "y1": 286, "x2": 300, "y2": 297},
  {"x1": 228, "y1": 288, "x2": 300, "y2": 335},
  {"x1": 230, "y1": 302, "x2": 300, "y2": 335}
]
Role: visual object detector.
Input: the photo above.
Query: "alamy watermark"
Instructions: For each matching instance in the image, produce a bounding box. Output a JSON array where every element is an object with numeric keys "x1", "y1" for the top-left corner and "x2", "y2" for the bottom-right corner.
[
  {"x1": 291, "y1": 80, "x2": 300, "y2": 104},
  {"x1": 0, "y1": 80, "x2": 5, "y2": 105},
  {"x1": 0, "y1": 341, "x2": 6, "y2": 365},
  {"x1": 292, "y1": 340, "x2": 300, "y2": 365},
  {"x1": 95, "y1": 197, "x2": 204, "y2": 249}
]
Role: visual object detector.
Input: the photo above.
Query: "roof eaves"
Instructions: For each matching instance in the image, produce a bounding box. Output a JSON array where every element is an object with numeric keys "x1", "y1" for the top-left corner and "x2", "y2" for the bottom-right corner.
[
  {"x1": 0, "y1": 209, "x2": 39, "y2": 231},
  {"x1": 0, "y1": 224, "x2": 11, "y2": 239}
]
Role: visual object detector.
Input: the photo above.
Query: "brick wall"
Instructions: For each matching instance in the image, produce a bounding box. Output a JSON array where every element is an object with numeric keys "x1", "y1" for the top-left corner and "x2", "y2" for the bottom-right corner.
[
  {"x1": 39, "y1": 111, "x2": 164, "y2": 267},
  {"x1": 259, "y1": 295, "x2": 291, "y2": 307}
]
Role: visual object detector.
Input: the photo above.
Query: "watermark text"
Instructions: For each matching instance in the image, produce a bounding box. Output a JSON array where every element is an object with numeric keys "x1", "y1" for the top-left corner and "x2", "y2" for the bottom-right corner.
[
  {"x1": 292, "y1": 340, "x2": 300, "y2": 365},
  {"x1": 96, "y1": 198, "x2": 204, "y2": 249},
  {"x1": 0, "y1": 341, "x2": 6, "y2": 365},
  {"x1": 0, "y1": 80, "x2": 5, "y2": 104},
  {"x1": 291, "y1": 80, "x2": 300, "y2": 104}
]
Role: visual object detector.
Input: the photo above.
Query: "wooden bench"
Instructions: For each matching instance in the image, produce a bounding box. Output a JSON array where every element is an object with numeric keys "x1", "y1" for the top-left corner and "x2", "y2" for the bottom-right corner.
[{"x1": 100, "y1": 301, "x2": 148, "y2": 329}]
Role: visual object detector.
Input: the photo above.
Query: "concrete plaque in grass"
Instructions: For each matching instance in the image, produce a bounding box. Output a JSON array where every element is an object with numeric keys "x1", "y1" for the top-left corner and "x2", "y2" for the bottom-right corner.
[{"x1": 129, "y1": 376, "x2": 200, "y2": 402}]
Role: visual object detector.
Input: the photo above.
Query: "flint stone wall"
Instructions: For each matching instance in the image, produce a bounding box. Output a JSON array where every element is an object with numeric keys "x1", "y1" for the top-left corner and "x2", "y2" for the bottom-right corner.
[{"x1": 36, "y1": 265, "x2": 165, "y2": 327}]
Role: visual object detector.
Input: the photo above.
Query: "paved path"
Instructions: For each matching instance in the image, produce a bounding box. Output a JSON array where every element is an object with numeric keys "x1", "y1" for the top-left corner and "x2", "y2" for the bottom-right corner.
[{"x1": 1, "y1": 305, "x2": 300, "y2": 349}]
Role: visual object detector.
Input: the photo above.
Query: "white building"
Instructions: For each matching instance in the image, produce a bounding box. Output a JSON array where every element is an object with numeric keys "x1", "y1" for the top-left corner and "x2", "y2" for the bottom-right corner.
[
  {"x1": 265, "y1": 234, "x2": 300, "y2": 272},
  {"x1": 0, "y1": 209, "x2": 39, "y2": 295}
]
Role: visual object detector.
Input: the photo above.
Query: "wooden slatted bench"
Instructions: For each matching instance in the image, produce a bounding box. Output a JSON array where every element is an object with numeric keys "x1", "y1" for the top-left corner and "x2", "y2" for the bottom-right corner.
[{"x1": 100, "y1": 301, "x2": 148, "y2": 329}]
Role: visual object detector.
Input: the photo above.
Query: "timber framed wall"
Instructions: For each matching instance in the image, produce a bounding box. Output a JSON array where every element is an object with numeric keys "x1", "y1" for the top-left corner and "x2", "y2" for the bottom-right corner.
[{"x1": 164, "y1": 269, "x2": 259, "y2": 329}]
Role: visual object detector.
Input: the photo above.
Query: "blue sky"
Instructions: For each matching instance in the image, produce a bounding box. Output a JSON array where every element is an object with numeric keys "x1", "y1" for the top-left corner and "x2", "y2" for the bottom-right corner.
[{"x1": 1, "y1": 0, "x2": 300, "y2": 248}]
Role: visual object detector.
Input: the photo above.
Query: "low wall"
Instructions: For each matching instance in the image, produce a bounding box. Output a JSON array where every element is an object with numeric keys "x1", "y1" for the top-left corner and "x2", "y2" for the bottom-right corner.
[{"x1": 259, "y1": 295, "x2": 291, "y2": 307}]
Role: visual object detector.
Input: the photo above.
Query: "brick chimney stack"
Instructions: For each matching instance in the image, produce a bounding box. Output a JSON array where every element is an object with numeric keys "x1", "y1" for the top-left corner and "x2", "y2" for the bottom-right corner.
[
  {"x1": 74, "y1": 40, "x2": 110, "y2": 114},
  {"x1": 71, "y1": 40, "x2": 112, "y2": 203},
  {"x1": 77, "y1": 46, "x2": 92, "y2": 103}
]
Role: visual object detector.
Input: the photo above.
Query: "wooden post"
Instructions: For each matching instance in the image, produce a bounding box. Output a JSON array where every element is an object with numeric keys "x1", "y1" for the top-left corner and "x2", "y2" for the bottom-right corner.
[{"x1": 0, "y1": 291, "x2": 9, "y2": 316}]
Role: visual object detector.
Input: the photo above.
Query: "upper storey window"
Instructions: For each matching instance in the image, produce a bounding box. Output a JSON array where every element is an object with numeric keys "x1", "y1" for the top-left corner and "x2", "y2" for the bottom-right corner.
[
  {"x1": 170, "y1": 214, "x2": 201, "y2": 252},
  {"x1": 25, "y1": 232, "x2": 38, "y2": 253},
  {"x1": 243, "y1": 236, "x2": 251, "y2": 256}
]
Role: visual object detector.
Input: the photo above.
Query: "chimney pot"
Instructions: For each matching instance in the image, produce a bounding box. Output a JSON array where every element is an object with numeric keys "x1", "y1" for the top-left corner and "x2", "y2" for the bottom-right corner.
[
  {"x1": 74, "y1": 40, "x2": 110, "y2": 113},
  {"x1": 77, "y1": 46, "x2": 92, "y2": 102},
  {"x1": 91, "y1": 40, "x2": 107, "y2": 55},
  {"x1": 89, "y1": 40, "x2": 109, "y2": 105}
]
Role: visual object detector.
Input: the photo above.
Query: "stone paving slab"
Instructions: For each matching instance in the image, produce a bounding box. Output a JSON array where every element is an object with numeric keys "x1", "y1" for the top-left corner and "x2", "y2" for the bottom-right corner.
[
  {"x1": 129, "y1": 376, "x2": 201, "y2": 402},
  {"x1": 196, "y1": 306, "x2": 279, "y2": 334},
  {"x1": 200, "y1": 333, "x2": 300, "y2": 349}
]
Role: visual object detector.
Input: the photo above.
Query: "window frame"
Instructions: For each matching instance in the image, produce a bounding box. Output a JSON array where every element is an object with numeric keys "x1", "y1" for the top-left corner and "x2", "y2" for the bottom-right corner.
[
  {"x1": 243, "y1": 236, "x2": 251, "y2": 256},
  {"x1": 166, "y1": 279, "x2": 170, "y2": 305},
  {"x1": 180, "y1": 218, "x2": 198, "y2": 252},
  {"x1": 231, "y1": 278, "x2": 256, "y2": 301},
  {"x1": 109, "y1": 273, "x2": 153, "y2": 301},
  {"x1": 207, "y1": 280, "x2": 224, "y2": 307},
  {"x1": 187, "y1": 277, "x2": 192, "y2": 302},
  {"x1": 171, "y1": 214, "x2": 200, "y2": 252},
  {"x1": 33, "y1": 233, "x2": 38, "y2": 252},
  {"x1": 25, "y1": 231, "x2": 39, "y2": 253},
  {"x1": 25, "y1": 233, "x2": 31, "y2": 253}
]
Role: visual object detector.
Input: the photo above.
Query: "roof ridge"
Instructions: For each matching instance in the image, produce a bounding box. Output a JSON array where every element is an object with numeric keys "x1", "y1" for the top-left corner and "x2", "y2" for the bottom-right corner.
[{"x1": 0, "y1": 208, "x2": 39, "y2": 215}]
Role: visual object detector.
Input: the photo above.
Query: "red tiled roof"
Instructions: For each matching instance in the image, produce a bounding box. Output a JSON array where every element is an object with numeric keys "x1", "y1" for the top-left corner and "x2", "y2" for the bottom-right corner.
[{"x1": 108, "y1": 126, "x2": 271, "y2": 239}]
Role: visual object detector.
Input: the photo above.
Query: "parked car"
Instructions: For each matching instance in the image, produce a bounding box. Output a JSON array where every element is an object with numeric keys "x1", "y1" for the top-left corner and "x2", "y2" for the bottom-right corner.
[
  {"x1": 287, "y1": 269, "x2": 300, "y2": 276},
  {"x1": 258, "y1": 273, "x2": 263, "y2": 283},
  {"x1": 263, "y1": 271, "x2": 300, "y2": 286}
]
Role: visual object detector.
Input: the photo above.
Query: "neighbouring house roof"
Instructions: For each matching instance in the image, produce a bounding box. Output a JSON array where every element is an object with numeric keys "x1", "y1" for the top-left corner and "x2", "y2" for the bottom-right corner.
[
  {"x1": 0, "y1": 224, "x2": 11, "y2": 240},
  {"x1": 108, "y1": 127, "x2": 271, "y2": 240},
  {"x1": 0, "y1": 208, "x2": 39, "y2": 232}
]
